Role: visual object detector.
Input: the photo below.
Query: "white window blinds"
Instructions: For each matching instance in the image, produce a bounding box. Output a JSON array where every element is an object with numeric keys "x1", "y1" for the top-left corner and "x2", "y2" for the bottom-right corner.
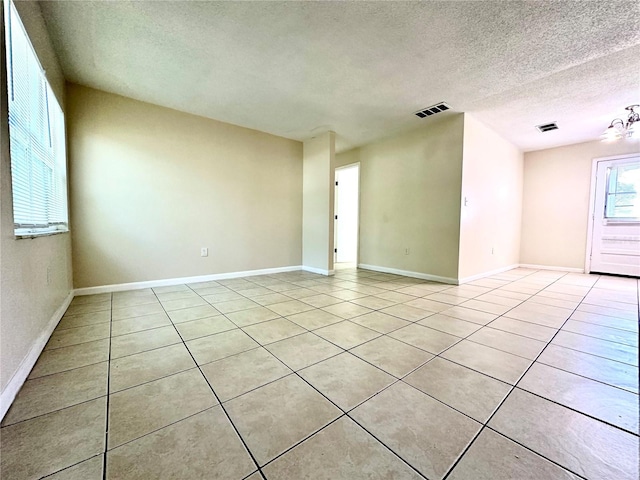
[{"x1": 4, "y1": 0, "x2": 68, "y2": 236}]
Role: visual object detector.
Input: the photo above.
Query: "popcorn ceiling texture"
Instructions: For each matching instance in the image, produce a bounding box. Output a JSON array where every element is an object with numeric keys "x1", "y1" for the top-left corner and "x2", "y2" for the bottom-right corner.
[{"x1": 39, "y1": 0, "x2": 640, "y2": 152}]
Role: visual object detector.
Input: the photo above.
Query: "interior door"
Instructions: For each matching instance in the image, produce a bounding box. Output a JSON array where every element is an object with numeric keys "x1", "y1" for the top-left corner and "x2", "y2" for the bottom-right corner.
[
  {"x1": 590, "y1": 156, "x2": 640, "y2": 276},
  {"x1": 334, "y1": 165, "x2": 359, "y2": 263}
]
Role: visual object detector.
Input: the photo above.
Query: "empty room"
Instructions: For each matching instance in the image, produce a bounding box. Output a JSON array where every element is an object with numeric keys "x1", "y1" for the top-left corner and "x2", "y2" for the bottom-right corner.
[{"x1": 1, "y1": 1, "x2": 639, "y2": 479}]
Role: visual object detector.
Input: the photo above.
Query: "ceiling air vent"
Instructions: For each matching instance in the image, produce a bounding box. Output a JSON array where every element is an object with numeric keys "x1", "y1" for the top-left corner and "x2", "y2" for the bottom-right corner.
[
  {"x1": 414, "y1": 102, "x2": 451, "y2": 118},
  {"x1": 536, "y1": 122, "x2": 559, "y2": 132}
]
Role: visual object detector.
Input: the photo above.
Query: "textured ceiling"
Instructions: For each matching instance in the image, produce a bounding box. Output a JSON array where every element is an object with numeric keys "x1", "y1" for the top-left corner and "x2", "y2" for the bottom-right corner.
[{"x1": 39, "y1": 0, "x2": 640, "y2": 152}]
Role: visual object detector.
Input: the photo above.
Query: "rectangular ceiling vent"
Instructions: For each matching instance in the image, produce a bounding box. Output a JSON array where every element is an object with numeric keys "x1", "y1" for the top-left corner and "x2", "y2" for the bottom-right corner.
[
  {"x1": 536, "y1": 122, "x2": 559, "y2": 132},
  {"x1": 414, "y1": 102, "x2": 451, "y2": 118}
]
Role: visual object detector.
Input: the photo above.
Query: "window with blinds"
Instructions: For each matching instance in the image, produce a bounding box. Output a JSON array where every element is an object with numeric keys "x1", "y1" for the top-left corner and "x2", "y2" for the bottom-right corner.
[{"x1": 4, "y1": 0, "x2": 68, "y2": 237}]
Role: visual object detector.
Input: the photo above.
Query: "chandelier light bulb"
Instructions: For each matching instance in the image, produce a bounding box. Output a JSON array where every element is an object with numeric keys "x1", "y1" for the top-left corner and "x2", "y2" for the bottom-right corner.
[{"x1": 602, "y1": 105, "x2": 640, "y2": 142}]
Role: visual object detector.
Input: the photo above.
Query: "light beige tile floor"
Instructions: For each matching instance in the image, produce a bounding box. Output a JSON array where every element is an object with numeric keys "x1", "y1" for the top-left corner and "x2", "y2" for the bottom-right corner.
[{"x1": 1, "y1": 267, "x2": 638, "y2": 479}]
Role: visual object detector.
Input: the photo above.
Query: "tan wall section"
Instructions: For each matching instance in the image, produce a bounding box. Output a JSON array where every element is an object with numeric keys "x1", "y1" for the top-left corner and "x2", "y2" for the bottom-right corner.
[
  {"x1": 1, "y1": 2, "x2": 73, "y2": 395},
  {"x1": 338, "y1": 114, "x2": 464, "y2": 279},
  {"x1": 521, "y1": 138, "x2": 640, "y2": 270},
  {"x1": 458, "y1": 114, "x2": 523, "y2": 280},
  {"x1": 334, "y1": 148, "x2": 360, "y2": 169},
  {"x1": 67, "y1": 84, "x2": 302, "y2": 288},
  {"x1": 302, "y1": 132, "x2": 335, "y2": 272}
]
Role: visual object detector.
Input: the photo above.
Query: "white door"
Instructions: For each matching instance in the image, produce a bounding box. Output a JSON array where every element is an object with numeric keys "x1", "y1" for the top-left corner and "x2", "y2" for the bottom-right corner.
[
  {"x1": 334, "y1": 165, "x2": 359, "y2": 263},
  {"x1": 590, "y1": 156, "x2": 640, "y2": 276}
]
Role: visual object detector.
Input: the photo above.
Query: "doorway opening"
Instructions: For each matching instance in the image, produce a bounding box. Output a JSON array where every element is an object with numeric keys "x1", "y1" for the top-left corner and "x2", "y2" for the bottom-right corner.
[
  {"x1": 334, "y1": 164, "x2": 360, "y2": 267},
  {"x1": 586, "y1": 154, "x2": 640, "y2": 277}
]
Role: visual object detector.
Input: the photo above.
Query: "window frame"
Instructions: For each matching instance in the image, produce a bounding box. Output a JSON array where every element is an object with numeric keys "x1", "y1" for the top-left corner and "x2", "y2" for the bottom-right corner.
[
  {"x1": 4, "y1": 0, "x2": 69, "y2": 239},
  {"x1": 603, "y1": 160, "x2": 640, "y2": 225}
]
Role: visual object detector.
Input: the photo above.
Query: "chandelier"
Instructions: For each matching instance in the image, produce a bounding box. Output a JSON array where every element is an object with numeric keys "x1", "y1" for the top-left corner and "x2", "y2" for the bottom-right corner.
[{"x1": 602, "y1": 105, "x2": 640, "y2": 141}]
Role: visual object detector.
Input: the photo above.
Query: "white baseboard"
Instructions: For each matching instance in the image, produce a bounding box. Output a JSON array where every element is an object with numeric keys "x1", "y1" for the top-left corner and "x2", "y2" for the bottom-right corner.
[
  {"x1": 458, "y1": 264, "x2": 520, "y2": 284},
  {"x1": 519, "y1": 264, "x2": 585, "y2": 273},
  {"x1": 358, "y1": 262, "x2": 585, "y2": 286},
  {"x1": 0, "y1": 290, "x2": 74, "y2": 422},
  {"x1": 301, "y1": 266, "x2": 335, "y2": 276},
  {"x1": 358, "y1": 264, "x2": 458, "y2": 284},
  {"x1": 74, "y1": 265, "x2": 304, "y2": 295}
]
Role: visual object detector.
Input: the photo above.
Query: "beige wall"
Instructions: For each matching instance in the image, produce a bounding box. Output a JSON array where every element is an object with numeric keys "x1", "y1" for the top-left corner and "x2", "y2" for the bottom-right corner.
[
  {"x1": 1, "y1": 2, "x2": 73, "y2": 397},
  {"x1": 302, "y1": 132, "x2": 335, "y2": 272},
  {"x1": 521, "y1": 138, "x2": 640, "y2": 270},
  {"x1": 459, "y1": 114, "x2": 523, "y2": 280},
  {"x1": 67, "y1": 84, "x2": 302, "y2": 288},
  {"x1": 338, "y1": 114, "x2": 465, "y2": 279},
  {"x1": 335, "y1": 148, "x2": 360, "y2": 169}
]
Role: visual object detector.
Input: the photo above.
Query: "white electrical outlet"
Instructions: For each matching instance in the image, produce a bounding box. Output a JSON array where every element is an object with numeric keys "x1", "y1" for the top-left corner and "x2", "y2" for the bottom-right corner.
[
  {"x1": 201, "y1": 247, "x2": 208, "y2": 257},
  {"x1": 491, "y1": 247, "x2": 494, "y2": 255},
  {"x1": 405, "y1": 247, "x2": 410, "y2": 255}
]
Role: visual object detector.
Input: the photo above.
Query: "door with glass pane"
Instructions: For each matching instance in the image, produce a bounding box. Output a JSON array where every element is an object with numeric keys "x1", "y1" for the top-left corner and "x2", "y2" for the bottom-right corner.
[{"x1": 590, "y1": 156, "x2": 640, "y2": 276}]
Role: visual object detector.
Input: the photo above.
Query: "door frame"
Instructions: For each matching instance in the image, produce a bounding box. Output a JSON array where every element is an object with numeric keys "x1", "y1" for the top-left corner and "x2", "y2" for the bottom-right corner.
[
  {"x1": 585, "y1": 152, "x2": 639, "y2": 274},
  {"x1": 334, "y1": 162, "x2": 361, "y2": 265}
]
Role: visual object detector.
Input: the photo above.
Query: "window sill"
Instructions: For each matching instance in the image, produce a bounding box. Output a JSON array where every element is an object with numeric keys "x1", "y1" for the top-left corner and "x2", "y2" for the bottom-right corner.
[
  {"x1": 15, "y1": 229, "x2": 69, "y2": 240},
  {"x1": 603, "y1": 219, "x2": 640, "y2": 226}
]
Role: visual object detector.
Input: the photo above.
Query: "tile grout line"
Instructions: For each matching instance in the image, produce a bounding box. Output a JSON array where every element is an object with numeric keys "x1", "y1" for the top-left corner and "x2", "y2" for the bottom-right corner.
[
  {"x1": 100, "y1": 405, "x2": 219, "y2": 453},
  {"x1": 39, "y1": 455, "x2": 105, "y2": 479},
  {"x1": 208, "y1": 270, "x2": 444, "y2": 327},
  {"x1": 113, "y1": 268, "x2": 561, "y2": 477},
  {"x1": 487, "y1": 426, "x2": 594, "y2": 480},
  {"x1": 235, "y1": 274, "x2": 573, "y2": 476},
  {"x1": 376, "y1": 268, "x2": 556, "y2": 382},
  {"x1": 509, "y1": 385, "x2": 639, "y2": 437},
  {"x1": 24, "y1": 358, "x2": 109, "y2": 382},
  {"x1": 477, "y1": 275, "x2": 640, "y2": 451},
  {"x1": 533, "y1": 340, "x2": 638, "y2": 367},
  {"x1": 198, "y1": 269, "x2": 514, "y2": 338},
  {"x1": 534, "y1": 355, "x2": 639, "y2": 395},
  {"x1": 102, "y1": 292, "x2": 114, "y2": 480},
  {"x1": 310, "y1": 271, "x2": 562, "y2": 451},
  {"x1": 429, "y1": 273, "x2": 637, "y2": 377},
  {"x1": 164, "y1": 284, "x2": 267, "y2": 479},
  {"x1": 484, "y1": 316, "x2": 639, "y2": 360},
  {"x1": 1, "y1": 394, "x2": 109, "y2": 429},
  {"x1": 440, "y1": 272, "x2": 579, "y2": 479},
  {"x1": 106, "y1": 365, "x2": 200, "y2": 396},
  {"x1": 100, "y1": 277, "x2": 633, "y2": 420},
  {"x1": 441, "y1": 271, "x2": 618, "y2": 480},
  {"x1": 210, "y1": 285, "x2": 433, "y2": 477},
  {"x1": 26, "y1": 268, "x2": 637, "y2": 480},
  {"x1": 188, "y1": 274, "x2": 433, "y2": 370},
  {"x1": 248, "y1": 341, "x2": 431, "y2": 478},
  {"x1": 564, "y1": 316, "x2": 639, "y2": 335}
]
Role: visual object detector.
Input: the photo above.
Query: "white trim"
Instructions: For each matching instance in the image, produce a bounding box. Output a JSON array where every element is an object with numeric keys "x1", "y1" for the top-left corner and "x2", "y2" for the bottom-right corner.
[
  {"x1": 335, "y1": 163, "x2": 361, "y2": 171},
  {"x1": 74, "y1": 266, "x2": 303, "y2": 296},
  {"x1": 458, "y1": 264, "x2": 520, "y2": 284},
  {"x1": 519, "y1": 263, "x2": 584, "y2": 273},
  {"x1": 585, "y1": 156, "x2": 599, "y2": 274},
  {"x1": 588, "y1": 153, "x2": 640, "y2": 163},
  {"x1": 0, "y1": 290, "x2": 74, "y2": 421},
  {"x1": 358, "y1": 264, "x2": 458, "y2": 284},
  {"x1": 302, "y1": 265, "x2": 335, "y2": 276},
  {"x1": 358, "y1": 262, "x2": 586, "y2": 285},
  {"x1": 585, "y1": 153, "x2": 640, "y2": 274}
]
